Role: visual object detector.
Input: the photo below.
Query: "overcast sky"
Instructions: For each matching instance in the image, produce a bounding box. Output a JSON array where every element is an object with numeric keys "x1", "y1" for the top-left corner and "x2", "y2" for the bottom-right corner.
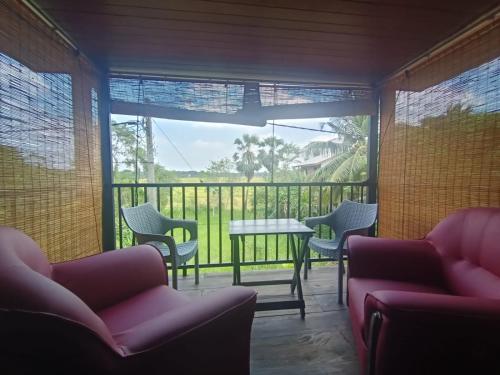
[{"x1": 111, "y1": 115, "x2": 334, "y2": 171}]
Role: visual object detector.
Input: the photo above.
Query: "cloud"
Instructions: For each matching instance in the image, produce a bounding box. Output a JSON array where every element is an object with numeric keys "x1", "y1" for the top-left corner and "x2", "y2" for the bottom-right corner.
[
  {"x1": 309, "y1": 134, "x2": 339, "y2": 143},
  {"x1": 192, "y1": 139, "x2": 226, "y2": 149}
]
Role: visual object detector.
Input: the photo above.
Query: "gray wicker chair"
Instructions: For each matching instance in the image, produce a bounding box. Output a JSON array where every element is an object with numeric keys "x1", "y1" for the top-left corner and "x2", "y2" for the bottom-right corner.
[
  {"x1": 121, "y1": 202, "x2": 199, "y2": 289},
  {"x1": 304, "y1": 200, "x2": 377, "y2": 304}
]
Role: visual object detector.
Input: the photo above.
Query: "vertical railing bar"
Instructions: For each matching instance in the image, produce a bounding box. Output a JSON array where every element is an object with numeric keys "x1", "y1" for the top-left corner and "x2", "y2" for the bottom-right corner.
[
  {"x1": 130, "y1": 186, "x2": 136, "y2": 245},
  {"x1": 194, "y1": 186, "x2": 198, "y2": 222},
  {"x1": 297, "y1": 185, "x2": 301, "y2": 253},
  {"x1": 317, "y1": 186, "x2": 322, "y2": 260},
  {"x1": 350, "y1": 185, "x2": 354, "y2": 200},
  {"x1": 230, "y1": 186, "x2": 234, "y2": 220},
  {"x1": 219, "y1": 186, "x2": 222, "y2": 264},
  {"x1": 230, "y1": 186, "x2": 233, "y2": 264},
  {"x1": 286, "y1": 186, "x2": 290, "y2": 260},
  {"x1": 319, "y1": 185, "x2": 323, "y2": 238},
  {"x1": 144, "y1": 185, "x2": 148, "y2": 203},
  {"x1": 340, "y1": 185, "x2": 344, "y2": 202},
  {"x1": 242, "y1": 185, "x2": 245, "y2": 262},
  {"x1": 194, "y1": 186, "x2": 199, "y2": 265},
  {"x1": 169, "y1": 187, "x2": 174, "y2": 236},
  {"x1": 308, "y1": 185, "x2": 312, "y2": 260},
  {"x1": 329, "y1": 185, "x2": 333, "y2": 239},
  {"x1": 264, "y1": 185, "x2": 268, "y2": 262},
  {"x1": 206, "y1": 186, "x2": 211, "y2": 264},
  {"x1": 253, "y1": 185, "x2": 257, "y2": 262},
  {"x1": 275, "y1": 186, "x2": 279, "y2": 260},
  {"x1": 118, "y1": 187, "x2": 123, "y2": 248},
  {"x1": 361, "y1": 186, "x2": 364, "y2": 203},
  {"x1": 156, "y1": 186, "x2": 161, "y2": 211},
  {"x1": 308, "y1": 185, "x2": 312, "y2": 217},
  {"x1": 182, "y1": 186, "x2": 186, "y2": 242}
]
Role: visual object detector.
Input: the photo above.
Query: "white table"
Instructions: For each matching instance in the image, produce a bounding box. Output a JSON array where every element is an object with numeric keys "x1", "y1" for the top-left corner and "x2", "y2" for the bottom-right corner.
[{"x1": 229, "y1": 219, "x2": 314, "y2": 318}]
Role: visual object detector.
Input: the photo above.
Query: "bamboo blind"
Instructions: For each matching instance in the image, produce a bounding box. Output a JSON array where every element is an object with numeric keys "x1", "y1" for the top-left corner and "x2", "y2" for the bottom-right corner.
[
  {"x1": 0, "y1": 0, "x2": 103, "y2": 261},
  {"x1": 378, "y1": 19, "x2": 500, "y2": 239}
]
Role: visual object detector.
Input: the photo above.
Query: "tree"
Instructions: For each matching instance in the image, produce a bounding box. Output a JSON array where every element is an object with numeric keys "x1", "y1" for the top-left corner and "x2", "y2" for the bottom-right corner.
[
  {"x1": 303, "y1": 116, "x2": 369, "y2": 182},
  {"x1": 111, "y1": 120, "x2": 147, "y2": 181},
  {"x1": 257, "y1": 136, "x2": 285, "y2": 176},
  {"x1": 257, "y1": 136, "x2": 300, "y2": 181},
  {"x1": 276, "y1": 142, "x2": 301, "y2": 171},
  {"x1": 233, "y1": 134, "x2": 261, "y2": 182},
  {"x1": 206, "y1": 157, "x2": 233, "y2": 176}
]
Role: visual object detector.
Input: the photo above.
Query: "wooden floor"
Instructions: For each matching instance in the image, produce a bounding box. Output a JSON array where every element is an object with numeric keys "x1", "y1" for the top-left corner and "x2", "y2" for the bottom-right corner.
[{"x1": 177, "y1": 265, "x2": 359, "y2": 375}]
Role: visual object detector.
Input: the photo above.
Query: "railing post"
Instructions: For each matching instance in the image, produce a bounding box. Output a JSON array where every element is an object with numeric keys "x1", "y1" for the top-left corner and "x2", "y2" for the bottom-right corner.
[
  {"x1": 367, "y1": 92, "x2": 380, "y2": 205},
  {"x1": 367, "y1": 92, "x2": 380, "y2": 236},
  {"x1": 100, "y1": 76, "x2": 116, "y2": 251}
]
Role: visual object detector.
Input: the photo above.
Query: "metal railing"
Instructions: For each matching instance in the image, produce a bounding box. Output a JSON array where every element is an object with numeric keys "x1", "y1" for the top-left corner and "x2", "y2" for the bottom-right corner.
[{"x1": 112, "y1": 181, "x2": 371, "y2": 270}]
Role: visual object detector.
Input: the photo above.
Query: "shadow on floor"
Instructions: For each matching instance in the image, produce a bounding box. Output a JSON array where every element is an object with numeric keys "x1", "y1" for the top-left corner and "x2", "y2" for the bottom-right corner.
[{"x1": 177, "y1": 265, "x2": 359, "y2": 375}]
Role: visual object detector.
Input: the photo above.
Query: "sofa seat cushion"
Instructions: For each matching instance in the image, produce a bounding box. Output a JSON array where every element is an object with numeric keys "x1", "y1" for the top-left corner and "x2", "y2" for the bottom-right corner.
[
  {"x1": 97, "y1": 285, "x2": 190, "y2": 335},
  {"x1": 348, "y1": 278, "x2": 449, "y2": 343}
]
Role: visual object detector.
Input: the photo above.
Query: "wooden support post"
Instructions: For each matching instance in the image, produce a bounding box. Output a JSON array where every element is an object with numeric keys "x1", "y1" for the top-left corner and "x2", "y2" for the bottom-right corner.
[{"x1": 100, "y1": 77, "x2": 116, "y2": 251}]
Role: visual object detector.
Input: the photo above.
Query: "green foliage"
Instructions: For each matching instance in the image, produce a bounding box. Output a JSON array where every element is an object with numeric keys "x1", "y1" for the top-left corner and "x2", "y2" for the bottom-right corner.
[
  {"x1": 111, "y1": 120, "x2": 151, "y2": 178},
  {"x1": 206, "y1": 157, "x2": 233, "y2": 175},
  {"x1": 257, "y1": 136, "x2": 301, "y2": 176},
  {"x1": 232, "y1": 134, "x2": 261, "y2": 182},
  {"x1": 304, "y1": 116, "x2": 369, "y2": 182}
]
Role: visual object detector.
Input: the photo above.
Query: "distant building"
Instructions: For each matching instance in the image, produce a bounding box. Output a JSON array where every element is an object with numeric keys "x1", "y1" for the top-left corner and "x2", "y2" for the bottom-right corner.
[{"x1": 293, "y1": 154, "x2": 332, "y2": 175}]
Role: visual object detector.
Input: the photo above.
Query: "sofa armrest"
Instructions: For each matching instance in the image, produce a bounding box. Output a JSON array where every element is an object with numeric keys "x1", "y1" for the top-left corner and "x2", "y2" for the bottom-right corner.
[
  {"x1": 117, "y1": 286, "x2": 257, "y2": 374},
  {"x1": 364, "y1": 291, "x2": 500, "y2": 374},
  {"x1": 366, "y1": 290, "x2": 500, "y2": 321},
  {"x1": 51, "y1": 245, "x2": 167, "y2": 311},
  {"x1": 347, "y1": 236, "x2": 444, "y2": 286}
]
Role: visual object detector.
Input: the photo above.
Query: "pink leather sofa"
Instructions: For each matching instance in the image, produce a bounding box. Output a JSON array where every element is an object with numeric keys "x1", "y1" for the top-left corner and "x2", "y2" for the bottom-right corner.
[
  {"x1": 347, "y1": 207, "x2": 500, "y2": 375},
  {"x1": 0, "y1": 226, "x2": 257, "y2": 374}
]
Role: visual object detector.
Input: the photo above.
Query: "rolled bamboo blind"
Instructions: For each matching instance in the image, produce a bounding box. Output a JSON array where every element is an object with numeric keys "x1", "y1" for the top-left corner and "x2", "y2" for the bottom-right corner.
[
  {"x1": 0, "y1": 0, "x2": 103, "y2": 261},
  {"x1": 378, "y1": 19, "x2": 500, "y2": 239}
]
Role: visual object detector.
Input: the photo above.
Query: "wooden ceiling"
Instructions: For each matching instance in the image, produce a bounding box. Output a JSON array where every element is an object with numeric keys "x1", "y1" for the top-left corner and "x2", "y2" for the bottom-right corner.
[{"x1": 34, "y1": 0, "x2": 500, "y2": 86}]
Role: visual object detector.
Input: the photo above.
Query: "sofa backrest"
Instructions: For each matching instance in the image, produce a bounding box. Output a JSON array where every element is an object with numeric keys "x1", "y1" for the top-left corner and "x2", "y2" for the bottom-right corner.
[
  {"x1": 0, "y1": 226, "x2": 117, "y2": 350},
  {"x1": 426, "y1": 208, "x2": 500, "y2": 298}
]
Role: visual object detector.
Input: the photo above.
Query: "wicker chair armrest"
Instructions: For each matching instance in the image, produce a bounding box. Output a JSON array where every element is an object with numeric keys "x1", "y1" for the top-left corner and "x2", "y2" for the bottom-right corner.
[
  {"x1": 135, "y1": 233, "x2": 178, "y2": 258},
  {"x1": 163, "y1": 218, "x2": 198, "y2": 240},
  {"x1": 304, "y1": 213, "x2": 334, "y2": 229}
]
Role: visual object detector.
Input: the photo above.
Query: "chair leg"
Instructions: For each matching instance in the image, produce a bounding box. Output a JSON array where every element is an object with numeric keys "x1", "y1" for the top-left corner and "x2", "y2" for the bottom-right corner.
[
  {"x1": 182, "y1": 263, "x2": 188, "y2": 277},
  {"x1": 304, "y1": 247, "x2": 309, "y2": 280},
  {"x1": 172, "y1": 265, "x2": 178, "y2": 290},
  {"x1": 337, "y1": 259, "x2": 344, "y2": 304},
  {"x1": 195, "y1": 253, "x2": 199, "y2": 285}
]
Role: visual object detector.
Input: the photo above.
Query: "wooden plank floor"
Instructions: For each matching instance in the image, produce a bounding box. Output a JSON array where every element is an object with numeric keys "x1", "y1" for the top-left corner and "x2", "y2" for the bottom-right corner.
[{"x1": 177, "y1": 265, "x2": 359, "y2": 375}]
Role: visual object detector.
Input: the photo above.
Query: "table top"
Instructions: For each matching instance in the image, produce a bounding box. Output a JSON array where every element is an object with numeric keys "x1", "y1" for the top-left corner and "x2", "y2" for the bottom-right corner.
[{"x1": 229, "y1": 219, "x2": 315, "y2": 236}]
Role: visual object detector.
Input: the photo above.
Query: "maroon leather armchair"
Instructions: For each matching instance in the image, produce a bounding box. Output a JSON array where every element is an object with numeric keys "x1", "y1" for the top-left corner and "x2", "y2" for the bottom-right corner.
[
  {"x1": 0, "y1": 226, "x2": 257, "y2": 375},
  {"x1": 347, "y1": 207, "x2": 500, "y2": 375}
]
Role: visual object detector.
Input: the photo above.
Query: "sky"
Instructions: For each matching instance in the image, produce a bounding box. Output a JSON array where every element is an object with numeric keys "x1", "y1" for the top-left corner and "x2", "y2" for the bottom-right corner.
[{"x1": 111, "y1": 115, "x2": 334, "y2": 171}]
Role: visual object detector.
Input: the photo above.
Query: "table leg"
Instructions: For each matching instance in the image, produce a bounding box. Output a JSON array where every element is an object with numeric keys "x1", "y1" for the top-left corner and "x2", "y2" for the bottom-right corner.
[
  {"x1": 291, "y1": 234, "x2": 310, "y2": 294},
  {"x1": 231, "y1": 236, "x2": 236, "y2": 285},
  {"x1": 289, "y1": 234, "x2": 305, "y2": 319},
  {"x1": 235, "y1": 235, "x2": 241, "y2": 284}
]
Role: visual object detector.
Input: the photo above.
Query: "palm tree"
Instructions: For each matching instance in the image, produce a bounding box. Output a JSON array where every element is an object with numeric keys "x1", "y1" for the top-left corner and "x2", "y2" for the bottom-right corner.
[
  {"x1": 303, "y1": 116, "x2": 369, "y2": 182},
  {"x1": 233, "y1": 134, "x2": 261, "y2": 182},
  {"x1": 257, "y1": 136, "x2": 285, "y2": 176}
]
